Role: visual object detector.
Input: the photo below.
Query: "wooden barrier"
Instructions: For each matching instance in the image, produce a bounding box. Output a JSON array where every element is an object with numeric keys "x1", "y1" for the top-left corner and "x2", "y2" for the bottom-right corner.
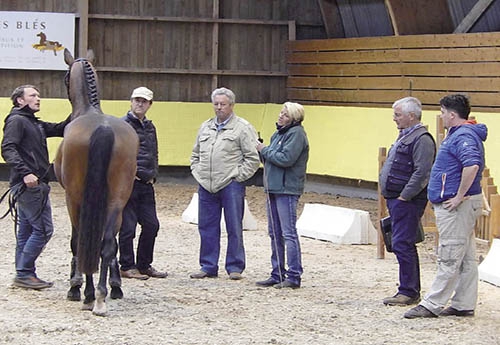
[{"x1": 287, "y1": 32, "x2": 500, "y2": 112}]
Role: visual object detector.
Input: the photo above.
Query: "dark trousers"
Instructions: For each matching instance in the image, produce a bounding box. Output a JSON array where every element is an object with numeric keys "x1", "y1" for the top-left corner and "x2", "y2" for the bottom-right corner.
[
  {"x1": 386, "y1": 198, "x2": 427, "y2": 298},
  {"x1": 119, "y1": 181, "x2": 160, "y2": 271}
]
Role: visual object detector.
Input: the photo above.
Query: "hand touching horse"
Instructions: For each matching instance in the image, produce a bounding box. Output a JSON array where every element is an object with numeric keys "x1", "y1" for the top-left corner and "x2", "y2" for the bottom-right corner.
[{"x1": 54, "y1": 49, "x2": 138, "y2": 316}]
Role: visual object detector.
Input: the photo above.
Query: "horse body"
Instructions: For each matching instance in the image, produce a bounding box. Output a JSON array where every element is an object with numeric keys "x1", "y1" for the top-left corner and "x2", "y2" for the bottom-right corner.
[{"x1": 54, "y1": 49, "x2": 138, "y2": 316}]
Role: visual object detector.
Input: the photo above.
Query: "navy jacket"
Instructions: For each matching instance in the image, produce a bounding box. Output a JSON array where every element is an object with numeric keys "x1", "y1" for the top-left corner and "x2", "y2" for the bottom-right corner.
[{"x1": 122, "y1": 111, "x2": 159, "y2": 183}]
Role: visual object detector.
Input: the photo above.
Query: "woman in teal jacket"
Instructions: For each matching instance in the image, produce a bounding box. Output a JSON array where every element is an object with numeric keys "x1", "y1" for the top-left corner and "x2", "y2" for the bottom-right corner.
[{"x1": 256, "y1": 102, "x2": 309, "y2": 289}]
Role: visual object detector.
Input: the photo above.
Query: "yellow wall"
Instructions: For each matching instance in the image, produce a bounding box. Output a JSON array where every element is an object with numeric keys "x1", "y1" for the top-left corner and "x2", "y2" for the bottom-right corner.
[{"x1": 0, "y1": 98, "x2": 498, "y2": 184}]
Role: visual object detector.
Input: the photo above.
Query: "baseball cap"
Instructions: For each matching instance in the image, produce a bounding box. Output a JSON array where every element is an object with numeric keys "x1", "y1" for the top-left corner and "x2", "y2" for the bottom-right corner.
[{"x1": 131, "y1": 87, "x2": 153, "y2": 101}]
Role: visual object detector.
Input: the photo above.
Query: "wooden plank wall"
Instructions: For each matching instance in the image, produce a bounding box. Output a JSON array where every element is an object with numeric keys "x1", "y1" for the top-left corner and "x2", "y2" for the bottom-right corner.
[
  {"x1": 287, "y1": 32, "x2": 500, "y2": 112},
  {"x1": 0, "y1": 0, "x2": 298, "y2": 104}
]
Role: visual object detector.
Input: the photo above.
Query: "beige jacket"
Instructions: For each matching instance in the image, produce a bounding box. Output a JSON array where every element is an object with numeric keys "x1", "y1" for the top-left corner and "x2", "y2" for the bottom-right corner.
[{"x1": 190, "y1": 114, "x2": 260, "y2": 193}]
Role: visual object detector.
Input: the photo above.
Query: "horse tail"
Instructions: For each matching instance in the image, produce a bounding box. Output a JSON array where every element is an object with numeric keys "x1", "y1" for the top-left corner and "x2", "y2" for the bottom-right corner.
[{"x1": 78, "y1": 125, "x2": 114, "y2": 274}]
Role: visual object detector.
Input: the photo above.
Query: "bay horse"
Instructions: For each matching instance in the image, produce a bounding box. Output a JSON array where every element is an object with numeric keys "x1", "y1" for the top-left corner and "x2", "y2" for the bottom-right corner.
[{"x1": 54, "y1": 49, "x2": 138, "y2": 316}]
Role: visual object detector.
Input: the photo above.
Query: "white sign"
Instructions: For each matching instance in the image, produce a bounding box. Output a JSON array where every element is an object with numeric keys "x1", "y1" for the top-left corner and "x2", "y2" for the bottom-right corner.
[{"x1": 0, "y1": 11, "x2": 75, "y2": 70}]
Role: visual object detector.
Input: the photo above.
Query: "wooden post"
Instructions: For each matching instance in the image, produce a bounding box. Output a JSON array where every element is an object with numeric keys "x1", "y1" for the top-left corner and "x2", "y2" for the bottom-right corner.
[
  {"x1": 488, "y1": 194, "x2": 500, "y2": 243},
  {"x1": 377, "y1": 147, "x2": 387, "y2": 259},
  {"x1": 211, "y1": 0, "x2": 220, "y2": 91},
  {"x1": 77, "y1": 0, "x2": 89, "y2": 56}
]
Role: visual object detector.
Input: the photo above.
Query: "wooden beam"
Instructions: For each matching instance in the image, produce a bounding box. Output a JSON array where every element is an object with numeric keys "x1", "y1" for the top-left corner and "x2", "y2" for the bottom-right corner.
[
  {"x1": 454, "y1": 0, "x2": 495, "y2": 33},
  {"x1": 95, "y1": 66, "x2": 287, "y2": 77},
  {"x1": 385, "y1": 0, "x2": 399, "y2": 35},
  {"x1": 211, "y1": 0, "x2": 219, "y2": 91},
  {"x1": 88, "y1": 14, "x2": 290, "y2": 26},
  {"x1": 77, "y1": 0, "x2": 88, "y2": 56},
  {"x1": 317, "y1": 0, "x2": 344, "y2": 38}
]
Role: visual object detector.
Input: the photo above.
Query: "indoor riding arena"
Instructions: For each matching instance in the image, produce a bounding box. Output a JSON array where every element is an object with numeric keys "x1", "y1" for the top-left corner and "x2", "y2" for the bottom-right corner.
[{"x1": 0, "y1": 1, "x2": 499, "y2": 345}]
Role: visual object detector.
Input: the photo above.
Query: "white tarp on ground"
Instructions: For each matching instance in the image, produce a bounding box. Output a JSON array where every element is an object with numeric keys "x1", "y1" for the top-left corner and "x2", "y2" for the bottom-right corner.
[
  {"x1": 297, "y1": 203, "x2": 377, "y2": 244},
  {"x1": 181, "y1": 193, "x2": 258, "y2": 230},
  {"x1": 478, "y1": 238, "x2": 500, "y2": 287}
]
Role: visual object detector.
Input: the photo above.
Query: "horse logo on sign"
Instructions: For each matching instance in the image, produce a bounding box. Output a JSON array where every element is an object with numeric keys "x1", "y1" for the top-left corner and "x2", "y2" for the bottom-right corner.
[{"x1": 32, "y1": 32, "x2": 64, "y2": 56}]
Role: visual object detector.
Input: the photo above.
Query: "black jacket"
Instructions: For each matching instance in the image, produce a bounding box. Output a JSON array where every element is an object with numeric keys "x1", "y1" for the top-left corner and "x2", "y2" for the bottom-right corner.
[
  {"x1": 122, "y1": 111, "x2": 159, "y2": 183},
  {"x1": 1, "y1": 105, "x2": 69, "y2": 186}
]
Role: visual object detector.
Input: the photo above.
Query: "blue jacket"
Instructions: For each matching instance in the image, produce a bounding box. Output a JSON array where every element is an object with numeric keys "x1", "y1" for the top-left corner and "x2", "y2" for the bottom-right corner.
[
  {"x1": 428, "y1": 122, "x2": 487, "y2": 204},
  {"x1": 260, "y1": 122, "x2": 309, "y2": 195}
]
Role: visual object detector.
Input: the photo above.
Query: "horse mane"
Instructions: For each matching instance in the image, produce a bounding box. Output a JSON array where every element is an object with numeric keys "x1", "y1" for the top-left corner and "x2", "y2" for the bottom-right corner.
[{"x1": 65, "y1": 58, "x2": 101, "y2": 110}]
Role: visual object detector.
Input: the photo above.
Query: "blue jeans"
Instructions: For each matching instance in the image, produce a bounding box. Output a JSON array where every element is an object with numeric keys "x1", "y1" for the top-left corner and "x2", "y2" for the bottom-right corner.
[
  {"x1": 266, "y1": 193, "x2": 303, "y2": 285},
  {"x1": 119, "y1": 181, "x2": 160, "y2": 271},
  {"x1": 386, "y1": 197, "x2": 427, "y2": 298},
  {"x1": 15, "y1": 183, "x2": 54, "y2": 278},
  {"x1": 197, "y1": 181, "x2": 245, "y2": 275}
]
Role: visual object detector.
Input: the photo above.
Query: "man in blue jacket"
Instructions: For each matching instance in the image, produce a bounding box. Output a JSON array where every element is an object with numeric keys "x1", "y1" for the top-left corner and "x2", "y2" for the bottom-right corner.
[{"x1": 405, "y1": 94, "x2": 487, "y2": 318}]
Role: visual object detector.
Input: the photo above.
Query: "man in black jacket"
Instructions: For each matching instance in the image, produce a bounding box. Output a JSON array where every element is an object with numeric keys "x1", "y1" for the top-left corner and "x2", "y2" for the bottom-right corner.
[
  {"x1": 1, "y1": 84, "x2": 70, "y2": 290},
  {"x1": 118, "y1": 87, "x2": 167, "y2": 280}
]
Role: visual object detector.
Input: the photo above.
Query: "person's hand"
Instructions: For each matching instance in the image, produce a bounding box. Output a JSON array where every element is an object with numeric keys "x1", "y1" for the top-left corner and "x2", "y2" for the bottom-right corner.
[
  {"x1": 23, "y1": 173, "x2": 39, "y2": 188},
  {"x1": 256, "y1": 142, "x2": 265, "y2": 152},
  {"x1": 443, "y1": 195, "x2": 468, "y2": 211}
]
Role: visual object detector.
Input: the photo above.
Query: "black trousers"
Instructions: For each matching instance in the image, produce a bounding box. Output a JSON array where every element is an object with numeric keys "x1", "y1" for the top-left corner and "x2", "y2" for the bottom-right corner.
[{"x1": 118, "y1": 180, "x2": 160, "y2": 271}]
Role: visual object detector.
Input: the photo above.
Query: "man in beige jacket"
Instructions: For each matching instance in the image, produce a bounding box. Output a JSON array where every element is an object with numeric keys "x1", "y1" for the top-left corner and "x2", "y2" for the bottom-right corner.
[{"x1": 190, "y1": 87, "x2": 260, "y2": 280}]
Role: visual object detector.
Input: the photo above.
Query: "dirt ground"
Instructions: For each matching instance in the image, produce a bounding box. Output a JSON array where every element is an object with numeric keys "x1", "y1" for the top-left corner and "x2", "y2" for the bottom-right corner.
[{"x1": 0, "y1": 181, "x2": 499, "y2": 345}]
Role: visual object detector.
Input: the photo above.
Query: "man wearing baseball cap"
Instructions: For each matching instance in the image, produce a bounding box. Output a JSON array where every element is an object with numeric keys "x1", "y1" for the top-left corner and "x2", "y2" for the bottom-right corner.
[{"x1": 118, "y1": 86, "x2": 167, "y2": 280}]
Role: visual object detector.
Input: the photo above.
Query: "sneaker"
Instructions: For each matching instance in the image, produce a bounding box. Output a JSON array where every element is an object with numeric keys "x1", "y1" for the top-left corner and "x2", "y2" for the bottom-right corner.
[
  {"x1": 440, "y1": 306, "x2": 475, "y2": 317},
  {"x1": 274, "y1": 280, "x2": 300, "y2": 289},
  {"x1": 256, "y1": 278, "x2": 280, "y2": 287},
  {"x1": 189, "y1": 270, "x2": 217, "y2": 279},
  {"x1": 120, "y1": 268, "x2": 150, "y2": 280},
  {"x1": 404, "y1": 305, "x2": 438, "y2": 319},
  {"x1": 383, "y1": 293, "x2": 420, "y2": 306},
  {"x1": 229, "y1": 272, "x2": 243, "y2": 280},
  {"x1": 139, "y1": 266, "x2": 168, "y2": 278},
  {"x1": 13, "y1": 276, "x2": 53, "y2": 290}
]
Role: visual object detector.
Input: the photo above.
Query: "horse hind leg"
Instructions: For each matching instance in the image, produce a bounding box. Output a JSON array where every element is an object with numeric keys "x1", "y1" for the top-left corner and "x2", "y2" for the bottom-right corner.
[
  {"x1": 67, "y1": 256, "x2": 84, "y2": 301},
  {"x1": 82, "y1": 274, "x2": 96, "y2": 311},
  {"x1": 109, "y1": 257, "x2": 123, "y2": 300}
]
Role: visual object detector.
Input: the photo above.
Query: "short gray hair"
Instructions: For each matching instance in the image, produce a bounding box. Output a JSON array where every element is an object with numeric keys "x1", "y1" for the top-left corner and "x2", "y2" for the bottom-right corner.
[
  {"x1": 211, "y1": 87, "x2": 235, "y2": 104},
  {"x1": 392, "y1": 97, "x2": 422, "y2": 120}
]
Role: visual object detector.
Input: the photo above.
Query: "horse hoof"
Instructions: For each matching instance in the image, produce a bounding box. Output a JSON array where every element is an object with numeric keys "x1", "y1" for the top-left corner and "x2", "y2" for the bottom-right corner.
[
  {"x1": 92, "y1": 309, "x2": 107, "y2": 317},
  {"x1": 67, "y1": 287, "x2": 81, "y2": 301},
  {"x1": 110, "y1": 286, "x2": 123, "y2": 300},
  {"x1": 81, "y1": 302, "x2": 94, "y2": 311}
]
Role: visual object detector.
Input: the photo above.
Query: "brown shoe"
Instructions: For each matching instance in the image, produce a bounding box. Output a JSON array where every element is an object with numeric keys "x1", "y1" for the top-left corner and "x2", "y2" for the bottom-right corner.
[
  {"x1": 139, "y1": 266, "x2": 168, "y2": 278},
  {"x1": 440, "y1": 306, "x2": 474, "y2": 317},
  {"x1": 120, "y1": 268, "x2": 149, "y2": 280},
  {"x1": 13, "y1": 276, "x2": 53, "y2": 290},
  {"x1": 383, "y1": 293, "x2": 420, "y2": 306}
]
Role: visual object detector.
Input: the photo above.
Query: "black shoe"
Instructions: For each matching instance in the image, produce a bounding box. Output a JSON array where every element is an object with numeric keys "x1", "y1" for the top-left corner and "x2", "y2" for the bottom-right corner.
[
  {"x1": 404, "y1": 305, "x2": 437, "y2": 319},
  {"x1": 256, "y1": 278, "x2": 280, "y2": 287},
  {"x1": 13, "y1": 276, "x2": 53, "y2": 290},
  {"x1": 274, "y1": 280, "x2": 300, "y2": 289},
  {"x1": 440, "y1": 306, "x2": 474, "y2": 317}
]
